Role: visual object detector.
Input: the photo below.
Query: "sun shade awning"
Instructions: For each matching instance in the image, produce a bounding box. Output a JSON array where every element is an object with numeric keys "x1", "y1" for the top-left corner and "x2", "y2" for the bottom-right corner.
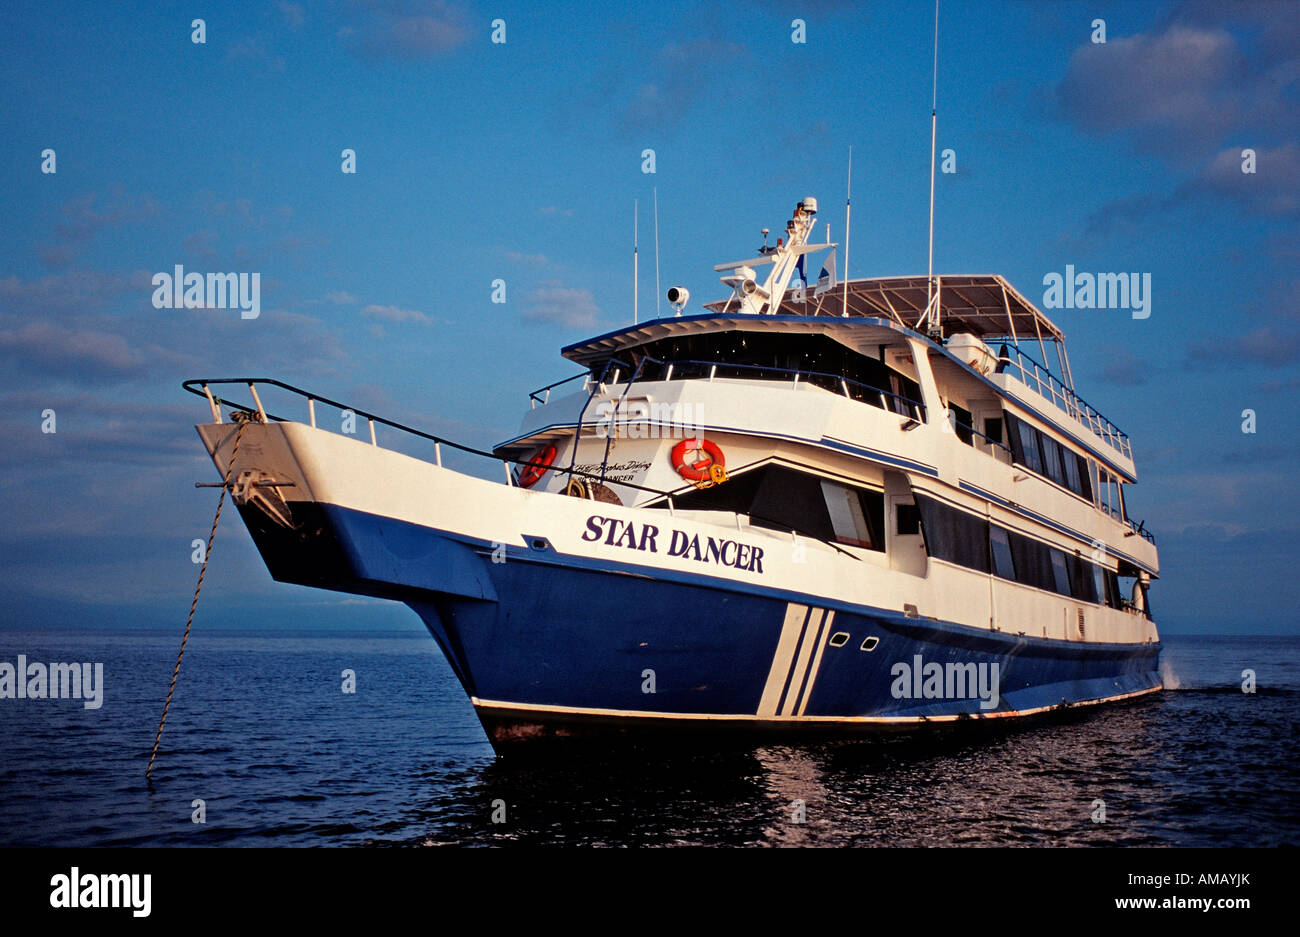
[{"x1": 703, "y1": 274, "x2": 1064, "y2": 344}]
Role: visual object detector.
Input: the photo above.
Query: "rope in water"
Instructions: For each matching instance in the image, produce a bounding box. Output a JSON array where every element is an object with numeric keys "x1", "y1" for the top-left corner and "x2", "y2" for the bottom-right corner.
[{"x1": 145, "y1": 415, "x2": 250, "y2": 780}]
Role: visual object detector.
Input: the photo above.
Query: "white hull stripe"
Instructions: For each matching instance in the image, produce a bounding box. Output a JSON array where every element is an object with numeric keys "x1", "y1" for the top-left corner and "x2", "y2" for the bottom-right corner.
[
  {"x1": 471, "y1": 685, "x2": 1164, "y2": 725},
  {"x1": 757, "y1": 603, "x2": 811, "y2": 717},
  {"x1": 758, "y1": 604, "x2": 835, "y2": 717}
]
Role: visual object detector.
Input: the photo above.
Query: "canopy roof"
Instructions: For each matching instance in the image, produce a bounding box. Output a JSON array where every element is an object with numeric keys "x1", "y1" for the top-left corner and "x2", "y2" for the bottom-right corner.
[{"x1": 703, "y1": 274, "x2": 1065, "y2": 345}]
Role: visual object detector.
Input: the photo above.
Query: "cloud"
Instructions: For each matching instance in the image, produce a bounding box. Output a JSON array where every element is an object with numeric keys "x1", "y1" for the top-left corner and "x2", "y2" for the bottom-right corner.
[
  {"x1": 1055, "y1": 26, "x2": 1246, "y2": 160},
  {"x1": 343, "y1": 0, "x2": 470, "y2": 61},
  {"x1": 619, "y1": 39, "x2": 746, "y2": 134},
  {"x1": 522, "y1": 284, "x2": 602, "y2": 328},
  {"x1": 278, "y1": 1, "x2": 306, "y2": 30},
  {"x1": 0, "y1": 320, "x2": 147, "y2": 379},
  {"x1": 226, "y1": 35, "x2": 285, "y2": 71},
  {"x1": 361, "y1": 303, "x2": 433, "y2": 323},
  {"x1": 1053, "y1": 5, "x2": 1299, "y2": 167},
  {"x1": 323, "y1": 290, "x2": 358, "y2": 304},
  {"x1": 507, "y1": 251, "x2": 548, "y2": 267},
  {"x1": 1187, "y1": 326, "x2": 1300, "y2": 368},
  {"x1": 37, "y1": 191, "x2": 161, "y2": 266},
  {"x1": 1097, "y1": 351, "x2": 1148, "y2": 386},
  {"x1": 1190, "y1": 144, "x2": 1300, "y2": 216}
]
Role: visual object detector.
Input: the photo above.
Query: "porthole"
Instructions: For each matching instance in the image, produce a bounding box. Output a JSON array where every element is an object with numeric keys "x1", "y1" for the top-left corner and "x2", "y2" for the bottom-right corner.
[
  {"x1": 860, "y1": 636, "x2": 879, "y2": 652},
  {"x1": 828, "y1": 632, "x2": 850, "y2": 648}
]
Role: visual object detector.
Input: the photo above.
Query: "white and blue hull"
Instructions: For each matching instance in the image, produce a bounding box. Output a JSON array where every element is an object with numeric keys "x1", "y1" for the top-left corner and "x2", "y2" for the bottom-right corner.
[{"x1": 204, "y1": 419, "x2": 1162, "y2": 748}]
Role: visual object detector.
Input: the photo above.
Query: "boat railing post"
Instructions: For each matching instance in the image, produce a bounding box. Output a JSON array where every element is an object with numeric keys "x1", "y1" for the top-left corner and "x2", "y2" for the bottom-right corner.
[
  {"x1": 368, "y1": 419, "x2": 377, "y2": 446},
  {"x1": 202, "y1": 384, "x2": 222, "y2": 423},
  {"x1": 434, "y1": 442, "x2": 443, "y2": 467},
  {"x1": 840, "y1": 379, "x2": 850, "y2": 398},
  {"x1": 665, "y1": 364, "x2": 674, "y2": 381},
  {"x1": 308, "y1": 398, "x2": 316, "y2": 428},
  {"x1": 504, "y1": 461, "x2": 513, "y2": 486},
  {"x1": 667, "y1": 494, "x2": 675, "y2": 517},
  {"x1": 709, "y1": 364, "x2": 717, "y2": 382},
  {"x1": 248, "y1": 383, "x2": 268, "y2": 423}
]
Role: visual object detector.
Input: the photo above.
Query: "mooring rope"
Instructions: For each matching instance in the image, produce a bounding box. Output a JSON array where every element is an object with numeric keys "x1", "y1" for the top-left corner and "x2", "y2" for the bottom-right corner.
[{"x1": 146, "y1": 415, "x2": 250, "y2": 780}]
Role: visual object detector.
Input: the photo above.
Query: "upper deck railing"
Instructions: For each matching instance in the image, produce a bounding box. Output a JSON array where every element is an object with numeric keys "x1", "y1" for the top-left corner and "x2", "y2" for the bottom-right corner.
[
  {"x1": 529, "y1": 355, "x2": 927, "y2": 422},
  {"x1": 993, "y1": 344, "x2": 1132, "y2": 461}
]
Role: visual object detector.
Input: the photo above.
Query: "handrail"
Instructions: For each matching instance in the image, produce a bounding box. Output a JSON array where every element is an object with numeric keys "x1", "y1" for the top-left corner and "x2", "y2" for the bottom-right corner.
[
  {"x1": 528, "y1": 372, "x2": 588, "y2": 408},
  {"x1": 182, "y1": 377, "x2": 864, "y2": 560},
  {"x1": 994, "y1": 345, "x2": 1132, "y2": 459}
]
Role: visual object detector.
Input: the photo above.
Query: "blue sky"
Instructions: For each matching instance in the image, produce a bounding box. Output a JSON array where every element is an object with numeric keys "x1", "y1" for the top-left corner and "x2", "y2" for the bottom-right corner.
[{"x1": 1, "y1": 0, "x2": 1297, "y2": 633}]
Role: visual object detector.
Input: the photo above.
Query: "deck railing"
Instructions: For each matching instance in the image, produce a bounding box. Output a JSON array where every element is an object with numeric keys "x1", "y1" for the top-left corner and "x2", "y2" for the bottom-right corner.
[{"x1": 993, "y1": 345, "x2": 1132, "y2": 460}]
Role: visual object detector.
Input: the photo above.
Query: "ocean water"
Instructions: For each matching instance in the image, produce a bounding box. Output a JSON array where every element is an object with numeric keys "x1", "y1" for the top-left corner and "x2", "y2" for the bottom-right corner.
[{"x1": 0, "y1": 628, "x2": 1294, "y2": 847}]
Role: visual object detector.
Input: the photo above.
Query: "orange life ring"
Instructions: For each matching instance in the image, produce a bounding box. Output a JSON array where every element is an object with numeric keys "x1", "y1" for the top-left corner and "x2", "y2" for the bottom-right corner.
[
  {"x1": 518, "y1": 444, "x2": 557, "y2": 488},
  {"x1": 671, "y1": 438, "x2": 726, "y2": 482}
]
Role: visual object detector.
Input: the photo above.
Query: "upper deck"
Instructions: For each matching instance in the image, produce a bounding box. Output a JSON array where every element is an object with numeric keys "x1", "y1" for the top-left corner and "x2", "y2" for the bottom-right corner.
[{"x1": 562, "y1": 274, "x2": 1135, "y2": 478}]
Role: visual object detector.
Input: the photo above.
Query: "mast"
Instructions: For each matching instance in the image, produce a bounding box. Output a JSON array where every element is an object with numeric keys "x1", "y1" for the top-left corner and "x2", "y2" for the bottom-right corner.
[
  {"x1": 925, "y1": 0, "x2": 940, "y2": 335},
  {"x1": 842, "y1": 146, "x2": 852, "y2": 318}
]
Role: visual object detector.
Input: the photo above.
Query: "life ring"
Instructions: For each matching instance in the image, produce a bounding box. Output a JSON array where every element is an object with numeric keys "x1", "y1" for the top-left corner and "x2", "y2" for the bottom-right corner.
[
  {"x1": 518, "y1": 444, "x2": 557, "y2": 488},
  {"x1": 671, "y1": 438, "x2": 726, "y2": 483}
]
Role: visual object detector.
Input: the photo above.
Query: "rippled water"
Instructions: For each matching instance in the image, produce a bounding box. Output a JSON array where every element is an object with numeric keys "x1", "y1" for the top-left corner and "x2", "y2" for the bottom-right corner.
[{"x1": 0, "y1": 628, "x2": 1294, "y2": 846}]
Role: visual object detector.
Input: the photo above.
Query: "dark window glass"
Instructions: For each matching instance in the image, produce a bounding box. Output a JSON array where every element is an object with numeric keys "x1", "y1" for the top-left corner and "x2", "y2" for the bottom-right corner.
[
  {"x1": 1041, "y1": 436, "x2": 1067, "y2": 486},
  {"x1": 949, "y1": 403, "x2": 974, "y2": 446},
  {"x1": 1009, "y1": 532, "x2": 1054, "y2": 592},
  {"x1": 984, "y1": 417, "x2": 1003, "y2": 446},
  {"x1": 990, "y1": 526, "x2": 1015, "y2": 580},
  {"x1": 1018, "y1": 421, "x2": 1043, "y2": 473},
  {"x1": 1005, "y1": 412, "x2": 1026, "y2": 465},
  {"x1": 914, "y1": 496, "x2": 990, "y2": 573},
  {"x1": 1049, "y1": 549, "x2": 1071, "y2": 596},
  {"x1": 1063, "y1": 448, "x2": 1082, "y2": 494},
  {"x1": 1067, "y1": 553, "x2": 1098, "y2": 603},
  {"x1": 821, "y1": 480, "x2": 885, "y2": 552},
  {"x1": 1076, "y1": 455, "x2": 1093, "y2": 501},
  {"x1": 896, "y1": 502, "x2": 921, "y2": 535}
]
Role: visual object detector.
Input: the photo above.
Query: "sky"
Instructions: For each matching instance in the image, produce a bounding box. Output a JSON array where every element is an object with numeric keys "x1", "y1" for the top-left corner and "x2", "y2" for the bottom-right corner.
[{"x1": 0, "y1": 0, "x2": 1297, "y2": 634}]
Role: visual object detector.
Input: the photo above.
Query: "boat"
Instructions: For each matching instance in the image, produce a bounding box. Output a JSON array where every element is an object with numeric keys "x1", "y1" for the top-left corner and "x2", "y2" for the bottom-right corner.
[{"x1": 187, "y1": 196, "x2": 1161, "y2": 750}]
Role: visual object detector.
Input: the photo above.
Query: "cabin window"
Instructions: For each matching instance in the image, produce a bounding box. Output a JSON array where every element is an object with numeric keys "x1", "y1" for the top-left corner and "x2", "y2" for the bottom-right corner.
[
  {"x1": 820, "y1": 479, "x2": 884, "y2": 551},
  {"x1": 1063, "y1": 448, "x2": 1082, "y2": 493},
  {"x1": 1049, "y1": 549, "x2": 1071, "y2": 596},
  {"x1": 618, "y1": 331, "x2": 924, "y2": 419},
  {"x1": 652, "y1": 464, "x2": 884, "y2": 552},
  {"x1": 909, "y1": 496, "x2": 1131, "y2": 608},
  {"x1": 896, "y1": 502, "x2": 921, "y2": 536},
  {"x1": 990, "y1": 526, "x2": 1016, "y2": 580},
  {"x1": 1005, "y1": 412, "x2": 1095, "y2": 501},
  {"x1": 1041, "y1": 436, "x2": 1067, "y2": 487},
  {"x1": 948, "y1": 403, "x2": 974, "y2": 445},
  {"x1": 1016, "y1": 420, "x2": 1043, "y2": 474},
  {"x1": 914, "y1": 495, "x2": 991, "y2": 573},
  {"x1": 983, "y1": 417, "x2": 1003, "y2": 446}
]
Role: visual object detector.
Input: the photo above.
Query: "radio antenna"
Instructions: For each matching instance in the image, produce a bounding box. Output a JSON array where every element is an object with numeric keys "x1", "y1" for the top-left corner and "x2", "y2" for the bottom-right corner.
[
  {"x1": 842, "y1": 145, "x2": 852, "y2": 317},
  {"x1": 633, "y1": 199, "x2": 639, "y2": 324},
  {"x1": 654, "y1": 187, "x2": 662, "y2": 319}
]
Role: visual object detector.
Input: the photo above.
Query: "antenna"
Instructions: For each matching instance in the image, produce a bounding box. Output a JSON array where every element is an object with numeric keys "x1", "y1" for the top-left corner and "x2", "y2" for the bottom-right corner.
[
  {"x1": 653, "y1": 187, "x2": 661, "y2": 319},
  {"x1": 925, "y1": 0, "x2": 940, "y2": 333},
  {"x1": 843, "y1": 145, "x2": 852, "y2": 318},
  {"x1": 633, "y1": 199, "x2": 639, "y2": 325}
]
